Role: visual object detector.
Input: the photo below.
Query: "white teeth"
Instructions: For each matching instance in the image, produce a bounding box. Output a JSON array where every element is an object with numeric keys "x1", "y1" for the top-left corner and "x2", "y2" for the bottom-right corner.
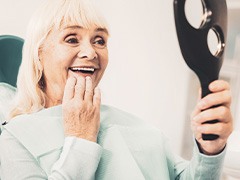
[{"x1": 71, "y1": 67, "x2": 95, "y2": 72}]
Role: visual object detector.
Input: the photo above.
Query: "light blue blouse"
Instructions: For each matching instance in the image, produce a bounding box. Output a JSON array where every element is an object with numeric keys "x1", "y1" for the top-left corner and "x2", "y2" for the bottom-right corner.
[{"x1": 0, "y1": 105, "x2": 225, "y2": 179}]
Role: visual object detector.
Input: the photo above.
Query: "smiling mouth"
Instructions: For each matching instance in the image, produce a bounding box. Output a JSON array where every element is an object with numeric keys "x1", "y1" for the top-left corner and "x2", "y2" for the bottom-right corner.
[{"x1": 69, "y1": 67, "x2": 96, "y2": 75}]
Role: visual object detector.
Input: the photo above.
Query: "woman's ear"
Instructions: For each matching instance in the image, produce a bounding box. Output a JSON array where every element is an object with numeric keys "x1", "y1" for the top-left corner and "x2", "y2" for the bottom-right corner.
[
  {"x1": 38, "y1": 45, "x2": 44, "y2": 70},
  {"x1": 37, "y1": 48, "x2": 44, "y2": 89},
  {"x1": 38, "y1": 46, "x2": 43, "y2": 62}
]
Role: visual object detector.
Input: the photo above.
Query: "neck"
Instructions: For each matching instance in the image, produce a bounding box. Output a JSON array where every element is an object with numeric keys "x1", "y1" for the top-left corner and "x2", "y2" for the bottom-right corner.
[
  {"x1": 44, "y1": 86, "x2": 63, "y2": 108},
  {"x1": 45, "y1": 98, "x2": 62, "y2": 108}
]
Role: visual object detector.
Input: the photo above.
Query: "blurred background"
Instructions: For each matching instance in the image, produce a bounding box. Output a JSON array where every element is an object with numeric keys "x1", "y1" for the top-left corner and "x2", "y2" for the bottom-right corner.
[{"x1": 0, "y1": 0, "x2": 240, "y2": 179}]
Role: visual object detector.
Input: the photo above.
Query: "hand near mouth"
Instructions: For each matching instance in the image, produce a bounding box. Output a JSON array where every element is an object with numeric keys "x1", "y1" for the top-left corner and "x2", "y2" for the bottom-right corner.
[{"x1": 62, "y1": 76, "x2": 101, "y2": 142}]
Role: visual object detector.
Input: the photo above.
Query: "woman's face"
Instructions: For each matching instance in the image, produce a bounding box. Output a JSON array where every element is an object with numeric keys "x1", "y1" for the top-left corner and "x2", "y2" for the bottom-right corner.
[{"x1": 39, "y1": 25, "x2": 109, "y2": 106}]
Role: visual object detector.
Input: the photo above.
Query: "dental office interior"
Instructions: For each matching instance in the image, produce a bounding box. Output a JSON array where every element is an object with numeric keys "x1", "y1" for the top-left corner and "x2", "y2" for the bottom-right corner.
[{"x1": 0, "y1": 0, "x2": 240, "y2": 179}]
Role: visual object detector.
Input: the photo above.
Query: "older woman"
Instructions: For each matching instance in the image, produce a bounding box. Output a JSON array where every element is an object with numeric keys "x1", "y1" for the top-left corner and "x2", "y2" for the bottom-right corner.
[{"x1": 0, "y1": 0, "x2": 233, "y2": 179}]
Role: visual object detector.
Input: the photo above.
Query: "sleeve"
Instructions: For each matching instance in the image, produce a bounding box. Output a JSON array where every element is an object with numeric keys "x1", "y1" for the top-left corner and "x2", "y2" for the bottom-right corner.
[
  {"x1": 0, "y1": 130, "x2": 103, "y2": 180},
  {"x1": 165, "y1": 138, "x2": 226, "y2": 180}
]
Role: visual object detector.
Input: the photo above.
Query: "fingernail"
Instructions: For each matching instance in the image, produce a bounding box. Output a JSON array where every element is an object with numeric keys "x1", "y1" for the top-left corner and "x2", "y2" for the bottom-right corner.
[
  {"x1": 77, "y1": 77, "x2": 82, "y2": 81},
  {"x1": 95, "y1": 86, "x2": 100, "y2": 92},
  {"x1": 193, "y1": 115, "x2": 201, "y2": 122},
  {"x1": 198, "y1": 101, "x2": 206, "y2": 109},
  {"x1": 69, "y1": 77, "x2": 76, "y2": 82},
  {"x1": 209, "y1": 83, "x2": 218, "y2": 90},
  {"x1": 193, "y1": 116, "x2": 198, "y2": 121},
  {"x1": 197, "y1": 126, "x2": 203, "y2": 131}
]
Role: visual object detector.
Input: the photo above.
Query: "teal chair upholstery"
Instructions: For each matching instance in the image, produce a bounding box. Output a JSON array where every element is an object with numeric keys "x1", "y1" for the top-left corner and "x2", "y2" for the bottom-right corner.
[
  {"x1": 0, "y1": 35, "x2": 24, "y2": 87},
  {"x1": 0, "y1": 35, "x2": 23, "y2": 130}
]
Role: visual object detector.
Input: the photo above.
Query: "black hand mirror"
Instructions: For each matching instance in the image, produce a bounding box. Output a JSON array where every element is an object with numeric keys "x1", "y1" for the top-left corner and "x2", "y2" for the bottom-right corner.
[{"x1": 174, "y1": 0, "x2": 228, "y2": 140}]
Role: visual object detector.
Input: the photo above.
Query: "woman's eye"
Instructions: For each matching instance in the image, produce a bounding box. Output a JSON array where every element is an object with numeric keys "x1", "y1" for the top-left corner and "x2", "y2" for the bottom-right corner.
[
  {"x1": 65, "y1": 37, "x2": 79, "y2": 44},
  {"x1": 94, "y1": 37, "x2": 106, "y2": 47}
]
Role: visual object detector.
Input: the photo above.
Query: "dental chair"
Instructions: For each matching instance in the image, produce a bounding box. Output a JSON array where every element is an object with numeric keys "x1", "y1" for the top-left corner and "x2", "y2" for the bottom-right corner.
[
  {"x1": 0, "y1": 35, "x2": 24, "y2": 87},
  {"x1": 0, "y1": 35, "x2": 24, "y2": 132}
]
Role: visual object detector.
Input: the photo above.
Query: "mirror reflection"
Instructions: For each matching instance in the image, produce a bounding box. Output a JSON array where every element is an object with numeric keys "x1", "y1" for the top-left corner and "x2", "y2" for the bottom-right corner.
[
  {"x1": 207, "y1": 28, "x2": 224, "y2": 57},
  {"x1": 185, "y1": 0, "x2": 206, "y2": 29}
]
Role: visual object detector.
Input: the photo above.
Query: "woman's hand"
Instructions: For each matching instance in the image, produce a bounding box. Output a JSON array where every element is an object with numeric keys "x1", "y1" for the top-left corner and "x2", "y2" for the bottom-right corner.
[
  {"x1": 62, "y1": 76, "x2": 101, "y2": 142},
  {"x1": 191, "y1": 80, "x2": 233, "y2": 155}
]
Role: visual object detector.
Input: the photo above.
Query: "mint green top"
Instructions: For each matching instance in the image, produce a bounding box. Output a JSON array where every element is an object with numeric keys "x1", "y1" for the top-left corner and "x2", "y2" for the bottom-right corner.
[{"x1": 0, "y1": 105, "x2": 225, "y2": 179}]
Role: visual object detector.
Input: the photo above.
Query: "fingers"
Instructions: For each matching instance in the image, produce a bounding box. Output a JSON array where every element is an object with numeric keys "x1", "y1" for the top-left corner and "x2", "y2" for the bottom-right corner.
[
  {"x1": 93, "y1": 87, "x2": 101, "y2": 106},
  {"x1": 197, "y1": 88, "x2": 202, "y2": 102},
  {"x1": 84, "y1": 76, "x2": 94, "y2": 102},
  {"x1": 191, "y1": 80, "x2": 233, "y2": 154},
  {"x1": 198, "y1": 90, "x2": 231, "y2": 110},
  {"x1": 191, "y1": 106, "x2": 201, "y2": 120},
  {"x1": 63, "y1": 77, "x2": 77, "y2": 102},
  {"x1": 74, "y1": 77, "x2": 86, "y2": 101},
  {"x1": 196, "y1": 80, "x2": 231, "y2": 110},
  {"x1": 193, "y1": 106, "x2": 231, "y2": 124},
  {"x1": 192, "y1": 104, "x2": 233, "y2": 140},
  {"x1": 63, "y1": 77, "x2": 101, "y2": 142},
  {"x1": 72, "y1": 76, "x2": 100, "y2": 106},
  {"x1": 196, "y1": 123, "x2": 231, "y2": 137},
  {"x1": 192, "y1": 119, "x2": 232, "y2": 140},
  {"x1": 209, "y1": 80, "x2": 230, "y2": 93}
]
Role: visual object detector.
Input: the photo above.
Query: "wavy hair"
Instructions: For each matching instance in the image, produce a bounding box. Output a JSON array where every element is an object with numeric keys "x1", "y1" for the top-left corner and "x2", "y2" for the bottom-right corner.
[{"x1": 10, "y1": 0, "x2": 108, "y2": 119}]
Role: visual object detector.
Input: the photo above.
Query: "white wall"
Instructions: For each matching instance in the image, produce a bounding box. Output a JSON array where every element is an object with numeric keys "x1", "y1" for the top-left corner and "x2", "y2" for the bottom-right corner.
[{"x1": 0, "y1": 0, "x2": 190, "y2": 154}]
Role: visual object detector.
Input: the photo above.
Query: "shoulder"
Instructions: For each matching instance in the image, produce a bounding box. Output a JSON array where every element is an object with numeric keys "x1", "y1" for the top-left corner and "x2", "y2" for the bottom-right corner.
[
  {"x1": 3, "y1": 105, "x2": 63, "y2": 138},
  {"x1": 5, "y1": 105, "x2": 62, "y2": 130},
  {"x1": 3, "y1": 113, "x2": 43, "y2": 136},
  {"x1": 0, "y1": 109, "x2": 47, "y2": 144},
  {"x1": 1, "y1": 106, "x2": 64, "y2": 158},
  {"x1": 0, "y1": 128, "x2": 23, "y2": 152}
]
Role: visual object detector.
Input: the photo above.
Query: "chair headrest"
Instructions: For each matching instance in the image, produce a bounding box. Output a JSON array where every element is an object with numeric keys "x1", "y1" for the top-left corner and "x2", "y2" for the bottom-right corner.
[{"x1": 0, "y1": 35, "x2": 24, "y2": 87}]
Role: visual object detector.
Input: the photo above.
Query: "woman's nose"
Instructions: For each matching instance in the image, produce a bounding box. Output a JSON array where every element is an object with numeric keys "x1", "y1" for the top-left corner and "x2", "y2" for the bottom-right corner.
[{"x1": 77, "y1": 42, "x2": 97, "y2": 60}]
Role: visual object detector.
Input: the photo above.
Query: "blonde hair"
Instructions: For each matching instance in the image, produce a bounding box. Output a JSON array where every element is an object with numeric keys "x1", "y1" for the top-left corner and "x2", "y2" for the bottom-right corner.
[{"x1": 10, "y1": 0, "x2": 108, "y2": 118}]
